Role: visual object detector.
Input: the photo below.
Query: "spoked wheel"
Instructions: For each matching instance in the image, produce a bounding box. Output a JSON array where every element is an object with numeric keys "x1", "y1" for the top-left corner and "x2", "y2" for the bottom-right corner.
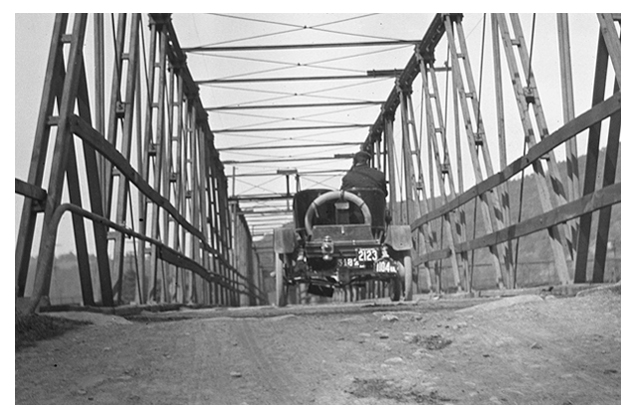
[
  {"x1": 275, "y1": 254, "x2": 288, "y2": 307},
  {"x1": 390, "y1": 275, "x2": 402, "y2": 302}
]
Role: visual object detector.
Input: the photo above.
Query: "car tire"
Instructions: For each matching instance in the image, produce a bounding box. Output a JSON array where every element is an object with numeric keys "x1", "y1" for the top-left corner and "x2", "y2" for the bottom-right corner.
[
  {"x1": 390, "y1": 275, "x2": 402, "y2": 302},
  {"x1": 403, "y1": 253, "x2": 413, "y2": 301},
  {"x1": 275, "y1": 254, "x2": 287, "y2": 307}
]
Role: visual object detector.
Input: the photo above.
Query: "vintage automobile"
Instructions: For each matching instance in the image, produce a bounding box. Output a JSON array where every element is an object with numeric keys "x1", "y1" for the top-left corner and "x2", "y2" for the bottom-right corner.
[{"x1": 273, "y1": 187, "x2": 413, "y2": 307}]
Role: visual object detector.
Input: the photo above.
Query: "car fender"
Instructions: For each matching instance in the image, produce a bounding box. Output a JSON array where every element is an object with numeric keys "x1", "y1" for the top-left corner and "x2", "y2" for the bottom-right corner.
[
  {"x1": 384, "y1": 225, "x2": 413, "y2": 251},
  {"x1": 274, "y1": 227, "x2": 297, "y2": 255}
]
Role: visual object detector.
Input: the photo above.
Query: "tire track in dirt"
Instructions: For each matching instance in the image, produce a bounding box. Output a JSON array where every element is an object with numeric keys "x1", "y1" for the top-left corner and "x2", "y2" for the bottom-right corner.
[
  {"x1": 187, "y1": 319, "x2": 240, "y2": 404},
  {"x1": 189, "y1": 321, "x2": 225, "y2": 404},
  {"x1": 233, "y1": 319, "x2": 300, "y2": 405}
]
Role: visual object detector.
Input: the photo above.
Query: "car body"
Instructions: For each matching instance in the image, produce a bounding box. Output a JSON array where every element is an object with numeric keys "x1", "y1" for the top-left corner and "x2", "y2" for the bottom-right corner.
[{"x1": 273, "y1": 187, "x2": 413, "y2": 306}]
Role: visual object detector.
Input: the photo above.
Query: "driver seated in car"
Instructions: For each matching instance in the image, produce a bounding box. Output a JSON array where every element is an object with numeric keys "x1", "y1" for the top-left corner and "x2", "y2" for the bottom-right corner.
[
  {"x1": 340, "y1": 150, "x2": 388, "y2": 225},
  {"x1": 341, "y1": 150, "x2": 388, "y2": 196}
]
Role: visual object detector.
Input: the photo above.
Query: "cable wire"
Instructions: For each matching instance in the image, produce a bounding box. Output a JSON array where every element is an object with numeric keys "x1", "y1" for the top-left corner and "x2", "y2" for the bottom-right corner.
[
  {"x1": 199, "y1": 27, "x2": 306, "y2": 48},
  {"x1": 311, "y1": 13, "x2": 379, "y2": 29},
  {"x1": 526, "y1": 14, "x2": 537, "y2": 88},
  {"x1": 208, "y1": 13, "x2": 305, "y2": 29}
]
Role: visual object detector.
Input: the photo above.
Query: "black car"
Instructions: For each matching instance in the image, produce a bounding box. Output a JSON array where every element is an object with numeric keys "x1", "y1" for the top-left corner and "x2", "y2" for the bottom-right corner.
[{"x1": 273, "y1": 187, "x2": 413, "y2": 306}]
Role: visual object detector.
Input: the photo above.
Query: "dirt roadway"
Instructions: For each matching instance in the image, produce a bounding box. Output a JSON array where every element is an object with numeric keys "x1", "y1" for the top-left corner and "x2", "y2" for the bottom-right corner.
[{"x1": 15, "y1": 288, "x2": 621, "y2": 405}]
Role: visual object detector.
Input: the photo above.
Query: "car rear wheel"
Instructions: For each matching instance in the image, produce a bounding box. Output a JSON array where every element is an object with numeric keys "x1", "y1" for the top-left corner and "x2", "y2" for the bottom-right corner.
[
  {"x1": 403, "y1": 253, "x2": 413, "y2": 301},
  {"x1": 389, "y1": 275, "x2": 402, "y2": 302},
  {"x1": 275, "y1": 254, "x2": 288, "y2": 307}
]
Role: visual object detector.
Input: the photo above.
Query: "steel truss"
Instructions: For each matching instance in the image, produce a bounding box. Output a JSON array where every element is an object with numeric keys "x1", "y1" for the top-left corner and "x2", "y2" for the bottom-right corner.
[
  {"x1": 362, "y1": 13, "x2": 620, "y2": 293},
  {"x1": 15, "y1": 14, "x2": 267, "y2": 314},
  {"x1": 16, "y1": 13, "x2": 621, "y2": 311}
]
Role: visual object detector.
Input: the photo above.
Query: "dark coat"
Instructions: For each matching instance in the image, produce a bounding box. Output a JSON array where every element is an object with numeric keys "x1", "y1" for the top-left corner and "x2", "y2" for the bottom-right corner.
[{"x1": 341, "y1": 164, "x2": 387, "y2": 196}]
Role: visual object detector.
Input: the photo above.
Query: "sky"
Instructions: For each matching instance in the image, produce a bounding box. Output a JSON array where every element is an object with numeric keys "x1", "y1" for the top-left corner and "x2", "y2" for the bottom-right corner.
[{"x1": 12, "y1": 11, "x2": 626, "y2": 256}]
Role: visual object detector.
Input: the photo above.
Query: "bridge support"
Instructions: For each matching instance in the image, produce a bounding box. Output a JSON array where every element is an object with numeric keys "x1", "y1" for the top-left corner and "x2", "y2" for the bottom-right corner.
[{"x1": 15, "y1": 14, "x2": 268, "y2": 314}]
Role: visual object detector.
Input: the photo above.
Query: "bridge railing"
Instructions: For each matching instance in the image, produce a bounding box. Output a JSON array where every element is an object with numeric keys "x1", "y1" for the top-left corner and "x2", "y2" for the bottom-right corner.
[
  {"x1": 15, "y1": 14, "x2": 268, "y2": 314},
  {"x1": 362, "y1": 13, "x2": 621, "y2": 295}
]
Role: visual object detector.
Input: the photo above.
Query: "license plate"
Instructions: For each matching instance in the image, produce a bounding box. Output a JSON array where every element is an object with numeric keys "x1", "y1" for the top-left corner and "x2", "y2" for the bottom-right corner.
[
  {"x1": 375, "y1": 260, "x2": 397, "y2": 273},
  {"x1": 337, "y1": 257, "x2": 362, "y2": 268},
  {"x1": 357, "y1": 248, "x2": 378, "y2": 262},
  {"x1": 337, "y1": 248, "x2": 379, "y2": 269}
]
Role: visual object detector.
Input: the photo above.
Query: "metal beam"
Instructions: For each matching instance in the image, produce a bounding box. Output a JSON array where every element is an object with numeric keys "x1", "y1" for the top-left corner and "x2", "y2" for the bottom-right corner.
[
  {"x1": 245, "y1": 218, "x2": 293, "y2": 225},
  {"x1": 229, "y1": 193, "x2": 295, "y2": 202},
  {"x1": 223, "y1": 155, "x2": 352, "y2": 164},
  {"x1": 240, "y1": 210, "x2": 293, "y2": 216},
  {"x1": 218, "y1": 142, "x2": 361, "y2": 151},
  {"x1": 197, "y1": 73, "x2": 398, "y2": 85},
  {"x1": 206, "y1": 100, "x2": 385, "y2": 111},
  {"x1": 231, "y1": 169, "x2": 347, "y2": 178},
  {"x1": 214, "y1": 124, "x2": 371, "y2": 133},
  {"x1": 15, "y1": 178, "x2": 47, "y2": 202},
  {"x1": 184, "y1": 40, "x2": 420, "y2": 52},
  {"x1": 363, "y1": 13, "x2": 460, "y2": 146}
]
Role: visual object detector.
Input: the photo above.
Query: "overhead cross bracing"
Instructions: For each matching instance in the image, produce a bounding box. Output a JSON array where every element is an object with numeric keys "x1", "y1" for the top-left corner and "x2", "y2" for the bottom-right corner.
[
  {"x1": 15, "y1": 13, "x2": 620, "y2": 313},
  {"x1": 176, "y1": 13, "x2": 438, "y2": 237}
]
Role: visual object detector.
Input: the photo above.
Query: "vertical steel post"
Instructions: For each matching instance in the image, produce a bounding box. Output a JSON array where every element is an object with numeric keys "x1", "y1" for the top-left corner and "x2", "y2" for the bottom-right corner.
[
  {"x1": 445, "y1": 14, "x2": 508, "y2": 289},
  {"x1": 383, "y1": 114, "x2": 399, "y2": 222},
  {"x1": 592, "y1": 83, "x2": 620, "y2": 283},
  {"x1": 597, "y1": 14, "x2": 621, "y2": 90},
  {"x1": 419, "y1": 57, "x2": 463, "y2": 291},
  {"x1": 490, "y1": 15, "x2": 515, "y2": 287},
  {"x1": 148, "y1": 17, "x2": 169, "y2": 303},
  {"x1": 574, "y1": 29, "x2": 609, "y2": 283},
  {"x1": 28, "y1": 14, "x2": 89, "y2": 313},
  {"x1": 103, "y1": 13, "x2": 128, "y2": 218},
  {"x1": 111, "y1": 14, "x2": 141, "y2": 303},
  {"x1": 557, "y1": 14, "x2": 581, "y2": 203},
  {"x1": 399, "y1": 86, "x2": 436, "y2": 295},
  {"x1": 494, "y1": 13, "x2": 572, "y2": 284},
  {"x1": 139, "y1": 17, "x2": 160, "y2": 303},
  {"x1": 15, "y1": 14, "x2": 69, "y2": 298}
]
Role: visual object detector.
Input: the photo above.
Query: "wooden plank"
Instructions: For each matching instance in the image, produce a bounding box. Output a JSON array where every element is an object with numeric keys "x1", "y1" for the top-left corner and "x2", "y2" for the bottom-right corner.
[
  {"x1": 70, "y1": 115, "x2": 224, "y2": 260},
  {"x1": 459, "y1": 183, "x2": 620, "y2": 254},
  {"x1": 74, "y1": 112, "x2": 246, "y2": 286},
  {"x1": 15, "y1": 179, "x2": 47, "y2": 202},
  {"x1": 411, "y1": 91, "x2": 620, "y2": 231},
  {"x1": 40, "y1": 202, "x2": 266, "y2": 303},
  {"x1": 416, "y1": 183, "x2": 620, "y2": 264}
]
